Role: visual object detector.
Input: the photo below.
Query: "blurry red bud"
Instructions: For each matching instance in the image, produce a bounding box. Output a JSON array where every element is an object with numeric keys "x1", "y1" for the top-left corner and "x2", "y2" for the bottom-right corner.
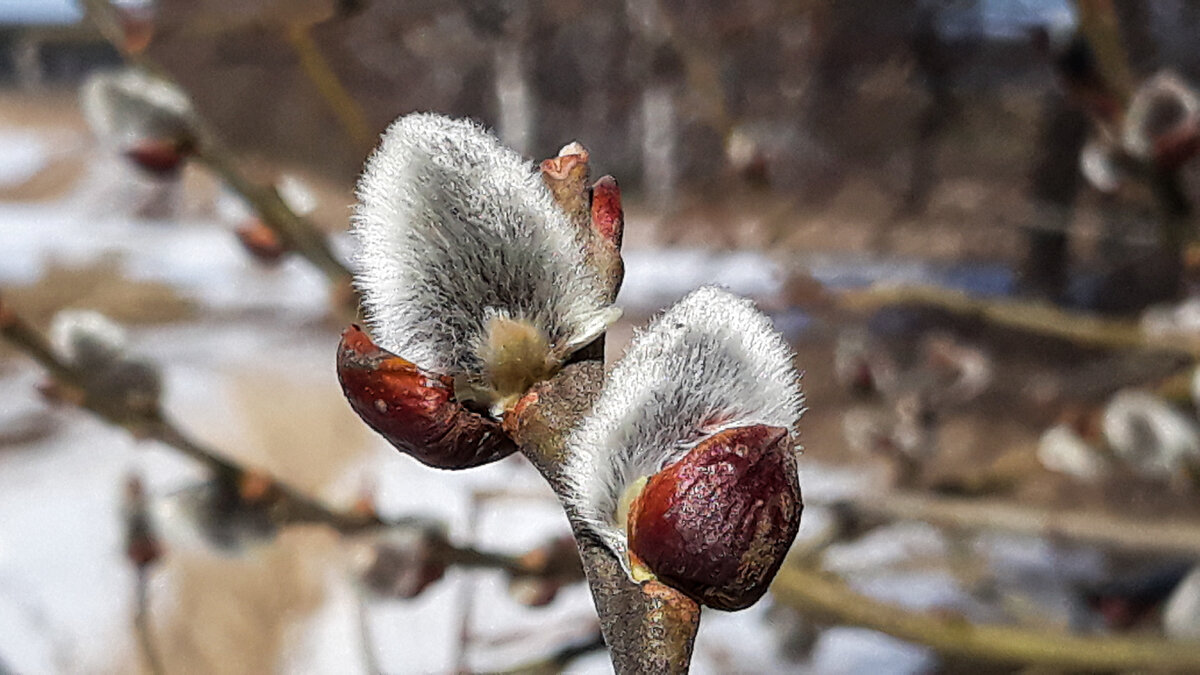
[
  {"x1": 1154, "y1": 121, "x2": 1200, "y2": 171},
  {"x1": 627, "y1": 425, "x2": 802, "y2": 611},
  {"x1": 123, "y1": 475, "x2": 163, "y2": 568},
  {"x1": 116, "y1": 4, "x2": 156, "y2": 56},
  {"x1": 336, "y1": 325, "x2": 518, "y2": 469},
  {"x1": 235, "y1": 219, "x2": 287, "y2": 264},
  {"x1": 508, "y1": 577, "x2": 561, "y2": 608},
  {"x1": 125, "y1": 138, "x2": 189, "y2": 176},
  {"x1": 237, "y1": 471, "x2": 278, "y2": 504}
]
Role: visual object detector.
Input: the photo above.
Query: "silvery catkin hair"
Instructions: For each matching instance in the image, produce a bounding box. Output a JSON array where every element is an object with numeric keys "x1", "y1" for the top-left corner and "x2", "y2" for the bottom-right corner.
[{"x1": 352, "y1": 113, "x2": 618, "y2": 398}]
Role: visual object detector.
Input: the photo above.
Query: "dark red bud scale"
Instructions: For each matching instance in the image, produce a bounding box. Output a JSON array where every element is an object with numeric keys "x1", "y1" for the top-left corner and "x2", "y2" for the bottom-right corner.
[
  {"x1": 1154, "y1": 122, "x2": 1200, "y2": 171},
  {"x1": 125, "y1": 138, "x2": 190, "y2": 177},
  {"x1": 235, "y1": 219, "x2": 287, "y2": 264},
  {"x1": 627, "y1": 425, "x2": 802, "y2": 611},
  {"x1": 336, "y1": 325, "x2": 518, "y2": 469}
]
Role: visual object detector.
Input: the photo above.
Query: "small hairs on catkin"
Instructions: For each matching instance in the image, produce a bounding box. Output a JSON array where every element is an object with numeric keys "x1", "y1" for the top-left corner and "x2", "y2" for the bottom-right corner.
[
  {"x1": 352, "y1": 113, "x2": 619, "y2": 415},
  {"x1": 563, "y1": 285, "x2": 804, "y2": 563}
]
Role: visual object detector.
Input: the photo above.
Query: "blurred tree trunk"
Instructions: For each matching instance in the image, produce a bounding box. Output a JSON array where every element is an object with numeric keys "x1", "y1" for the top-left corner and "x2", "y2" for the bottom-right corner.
[
  {"x1": 1020, "y1": 94, "x2": 1088, "y2": 301},
  {"x1": 1112, "y1": 0, "x2": 1157, "y2": 75},
  {"x1": 898, "y1": 3, "x2": 958, "y2": 217},
  {"x1": 801, "y1": 0, "x2": 920, "y2": 206}
]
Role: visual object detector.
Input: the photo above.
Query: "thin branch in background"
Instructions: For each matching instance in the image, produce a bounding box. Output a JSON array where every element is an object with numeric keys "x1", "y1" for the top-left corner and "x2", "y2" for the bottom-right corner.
[
  {"x1": 494, "y1": 629, "x2": 606, "y2": 675},
  {"x1": 830, "y1": 489, "x2": 1200, "y2": 558},
  {"x1": 0, "y1": 299, "x2": 575, "y2": 585},
  {"x1": 1074, "y1": 0, "x2": 1135, "y2": 104},
  {"x1": 454, "y1": 490, "x2": 484, "y2": 674},
  {"x1": 132, "y1": 567, "x2": 164, "y2": 675},
  {"x1": 353, "y1": 584, "x2": 382, "y2": 675},
  {"x1": 772, "y1": 564, "x2": 1200, "y2": 671},
  {"x1": 123, "y1": 475, "x2": 164, "y2": 675},
  {"x1": 78, "y1": 0, "x2": 358, "y2": 313},
  {"x1": 284, "y1": 24, "x2": 375, "y2": 153},
  {"x1": 838, "y1": 284, "x2": 1200, "y2": 357}
]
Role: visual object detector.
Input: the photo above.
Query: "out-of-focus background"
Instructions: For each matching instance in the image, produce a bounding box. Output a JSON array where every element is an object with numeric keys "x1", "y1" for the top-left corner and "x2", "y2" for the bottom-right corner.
[{"x1": 2, "y1": 0, "x2": 1200, "y2": 673}]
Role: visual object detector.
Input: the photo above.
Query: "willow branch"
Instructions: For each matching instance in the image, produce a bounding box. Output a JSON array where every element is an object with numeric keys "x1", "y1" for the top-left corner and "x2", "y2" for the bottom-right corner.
[
  {"x1": 0, "y1": 300, "x2": 575, "y2": 582},
  {"x1": 133, "y1": 567, "x2": 165, "y2": 675},
  {"x1": 832, "y1": 490, "x2": 1200, "y2": 558},
  {"x1": 505, "y1": 356, "x2": 700, "y2": 675},
  {"x1": 80, "y1": 0, "x2": 357, "y2": 303},
  {"x1": 773, "y1": 565, "x2": 1200, "y2": 670},
  {"x1": 190, "y1": 145, "x2": 354, "y2": 290},
  {"x1": 284, "y1": 24, "x2": 374, "y2": 153},
  {"x1": 497, "y1": 630, "x2": 607, "y2": 675},
  {"x1": 839, "y1": 284, "x2": 1200, "y2": 357},
  {"x1": 1074, "y1": 0, "x2": 1134, "y2": 104}
]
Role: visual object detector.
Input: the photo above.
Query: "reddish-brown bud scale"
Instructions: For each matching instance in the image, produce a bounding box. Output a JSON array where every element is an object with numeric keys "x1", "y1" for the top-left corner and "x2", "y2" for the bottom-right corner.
[
  {"x1": 336, "y1": 325, "x2": 518, "y2": 469},
  {"x1": 590, "y1": 176, "x2": 624, "y2": 250},
  {"x1": 117, "y1": 6, "x2": 156, "y2": 56},
  {"x1": 627, "y1": 425, "x2": 802, "y2": 611},
  {"x1": 1154, "y1": 122, "x2": 1200, "y2": 171},
  {"x1": 125, "y1": 139, "x2": 190, "y2": 177},
  {"x1": 235, "y1": 219, "x2": 288, "y2": 264},
  {"x1": 540, "y1": 147, "x2": 591, "y2": 226}
]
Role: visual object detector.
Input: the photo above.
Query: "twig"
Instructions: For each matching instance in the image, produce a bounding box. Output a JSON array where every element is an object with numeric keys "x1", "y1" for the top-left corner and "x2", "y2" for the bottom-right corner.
[
  {"x1": 496, "y1": 630, "x2": 607, "y2": 675},
  {"x1": 80, "y1": 0, "x2": 357, "y2": 301},
  {"x1": 772, "y1": 565, "x2": 1200, "y2": 670},
  {"x1": 284, "y1": 24, "x2": 374, "y2": 152},
  {"x1": 0, "y1": 300, "x2": 572, "y2": 582},
  {"x1": 832, "y1": 490, "x2": 1200, "y2": 558},
  {"x1": 839, "y1": 284, "x2": 1200, "y2": 357},
  {"x1": 191, "y1": 145, "x2": 354, "y2": 290},
  {"x1": 1074, "y1": 0, "x2": 1134, "y2": 105},
  {"x1": 354, "y1": 584, "x2": 382, "y2": 675},
  {"x1": 506, "y1": 356, "x2": 701, "y2": 675},
  {"x1": 133, "y1": 567, "x2": 164, "y2": 675}
]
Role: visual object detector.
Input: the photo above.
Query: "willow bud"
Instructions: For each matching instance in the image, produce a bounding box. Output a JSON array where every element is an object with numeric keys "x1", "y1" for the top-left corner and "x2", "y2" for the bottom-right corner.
[
  {"x1": 626, "y1": 425, "x2": 801, "y2": 610},
  {"x1": 565, "y1": 286, "x2": 804, "y2": 610},
  {"x1": 336, "y1": 325, "x2": 517, "y2": 469}
]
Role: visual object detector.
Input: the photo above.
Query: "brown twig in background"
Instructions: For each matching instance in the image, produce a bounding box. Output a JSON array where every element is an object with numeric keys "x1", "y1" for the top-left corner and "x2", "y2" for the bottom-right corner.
[
  {"x1": 1074, "y1": 0, "x2": 1135, "y2": 105},
  {"x1": 839, "y1": 284, "x2": 1200, "y2": 357},
  {"x1": 124, "y1": 475, "x2": 164, "y2": 675},
  {"x1": 284, "y1": 24, "x2": 375, "y2": 153},
  {"x1": 353, "y1": 584, "x2": 382, "y2": 675},
  {"x1": 190, "y1": 145, "x2": 354, "y2": 290},
  {"x1": 831, "y1": 489, "x2": 1200, "y2": 558},
  {"x1": 773, "y1": 564, "x2": 1200, "y2": 671},
  {"x1": 79, "y1": 0, "x2": 358, "y2": 308},
  {"x1": 0, "y1": 299, "x2": 571, "y2": 584},
  {"x1": 495, "y1": 629, "x2": 607, "y2": 675},
  {"x1": 132, "y1": 567, "x2": 164, "y2": 675}
]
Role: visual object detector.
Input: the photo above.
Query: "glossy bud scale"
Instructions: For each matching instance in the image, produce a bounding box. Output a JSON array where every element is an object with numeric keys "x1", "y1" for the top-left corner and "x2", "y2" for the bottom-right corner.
[
  {"x1": 336, "y1": 325, "x2": 517, "y2": 469},
  {"x1": 627, "y1": 425, "x2": 802, "y2": 611}
]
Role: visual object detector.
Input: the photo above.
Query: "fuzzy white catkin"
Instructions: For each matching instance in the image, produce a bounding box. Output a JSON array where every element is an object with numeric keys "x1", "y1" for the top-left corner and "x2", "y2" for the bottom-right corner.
[
  {"x1": 50, "y1": 309, "x2": 128, "y2": 368},
  {"x1": 563, "y1": 285, "x2": 804, "y2": 561},
  {"x1": 1102, "y1": 390, "x2": 1200, "y2": 478},
  {"x1": 352, "y1": 112, "x2": 618, "y2": 377},
  {"x1": 80, "y1": 68, "x2": 196, "y2": 149}
]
